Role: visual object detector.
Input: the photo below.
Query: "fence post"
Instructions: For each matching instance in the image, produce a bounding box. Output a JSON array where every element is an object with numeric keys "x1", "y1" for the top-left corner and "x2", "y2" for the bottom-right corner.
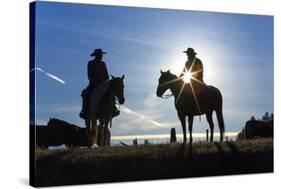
[
  {"x1": 133, "y1": 138, "x2": 138, "y2": 146},
  {"x1": 170, "y1": 128, "x2": 177, "y2": 143}
]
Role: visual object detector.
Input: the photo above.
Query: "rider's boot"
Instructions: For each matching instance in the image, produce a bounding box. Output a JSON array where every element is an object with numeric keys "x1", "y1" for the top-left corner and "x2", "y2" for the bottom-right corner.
[{"x1": 80, "y1": 96, "x2": 89, "y2": 119}]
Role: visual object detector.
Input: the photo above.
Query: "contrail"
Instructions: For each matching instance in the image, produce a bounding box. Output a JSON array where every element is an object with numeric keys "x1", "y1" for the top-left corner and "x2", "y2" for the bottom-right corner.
[
  {"x1": 120, "y1": 106, "x2": 166, "y2": 128},
  {"x1": 30, "y1": 67, "x2": 66, "y2": 84}
]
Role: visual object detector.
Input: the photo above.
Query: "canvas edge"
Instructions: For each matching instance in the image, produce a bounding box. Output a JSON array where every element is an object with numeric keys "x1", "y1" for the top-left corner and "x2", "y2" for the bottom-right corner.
[{"x1": 29, "y1": 1, "x2": 37, "y2": 187}]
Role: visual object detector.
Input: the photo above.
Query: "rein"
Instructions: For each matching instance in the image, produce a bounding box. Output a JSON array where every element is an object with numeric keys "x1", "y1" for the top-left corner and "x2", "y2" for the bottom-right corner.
[
  {"x1": 158, "y1": 73, "x2": 202, "y2": 122},
  {"x1": 109, "y1": 80, "x2": 122, "y2": 111},
  {"x1": 107, "y1": 81, "x2": 120, "y2": 128}
]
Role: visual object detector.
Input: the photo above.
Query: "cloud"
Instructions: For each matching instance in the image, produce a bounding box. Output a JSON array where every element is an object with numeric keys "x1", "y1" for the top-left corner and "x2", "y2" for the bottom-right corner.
[
  {"x1": 121, "y1": 106, "x2": 162, "y2": 127},
  {"x1": 119, "y1": 36, "x2": 165, "y2": 49},
  {"x1": 143, "y1": 93, "x2": 161, "y2": 109},
  {"x1": 48, "y1": 104, "x2": 81, "y2": 113},
  {"x1": 120, "y1": 105, "x2": 173, "y2": 129},
  {"x1": 31, "y1": 67, "x2": 66, "y2": 85},
  {"x1": 112, "y1": 92, "x2": 179, "y2": 135},
  {"x1": 45, "y1": 72, "x2": 65, "y2": 84}
]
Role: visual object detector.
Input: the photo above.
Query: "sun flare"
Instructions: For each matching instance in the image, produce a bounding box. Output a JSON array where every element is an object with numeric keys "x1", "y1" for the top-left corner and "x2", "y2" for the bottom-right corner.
[{"x1": 183, "y1": 71, "x2": 192, "y2": 83}]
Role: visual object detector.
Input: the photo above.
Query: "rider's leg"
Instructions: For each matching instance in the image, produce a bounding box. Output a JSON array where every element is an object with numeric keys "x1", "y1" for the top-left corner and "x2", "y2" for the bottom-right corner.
[
  {"x1": 91, "y1": 119, "x2": 98, "y2": 145},
  {"x1": 80, "y1": 89, "x2": 89, "y2": 119}
]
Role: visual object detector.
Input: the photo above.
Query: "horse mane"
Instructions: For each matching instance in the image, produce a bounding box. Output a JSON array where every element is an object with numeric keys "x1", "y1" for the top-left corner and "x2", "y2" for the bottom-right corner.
[
  {"x1": 106, "y1": 76, "x2": 124, "y2": 96},
  {"x1": 163, "y1": 71, "x2": 184, "y2": 86},
  {"x1": 109, "y1": 76, "x2": 124, "y2": 86}
]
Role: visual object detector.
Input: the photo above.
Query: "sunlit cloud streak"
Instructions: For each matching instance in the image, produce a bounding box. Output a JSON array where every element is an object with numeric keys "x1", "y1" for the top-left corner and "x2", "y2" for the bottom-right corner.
[
  {"x1": 120, "y1": 106, "x2": 169, "y2": 129},
  {"x1": 30, "y1": 67, "x2": 66, "y2": 85}
]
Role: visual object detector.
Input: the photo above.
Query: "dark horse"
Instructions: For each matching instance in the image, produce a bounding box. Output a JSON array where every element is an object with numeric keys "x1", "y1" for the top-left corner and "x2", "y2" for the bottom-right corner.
[
  {"x1": 156, "y1": 70, "x2": 224, "y2": 144},
  {"x1": 33, "y1": 118, "x2": 79, "y2": 149},
  {"x1": 86, "y1": 75, "x2": 125, "y2": 147}
]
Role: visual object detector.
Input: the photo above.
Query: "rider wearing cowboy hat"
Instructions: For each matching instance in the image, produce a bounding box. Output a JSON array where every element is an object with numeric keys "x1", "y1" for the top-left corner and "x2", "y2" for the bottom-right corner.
[
  {"x1": 180, "y1": 47, "x2": 204, "y2": 83},
  {"x1": 80, "y1": 48, "x2": 119, "y2": 119},
  {"x1": 88, "y1": 48, "x2": 109, "y2": 85}
]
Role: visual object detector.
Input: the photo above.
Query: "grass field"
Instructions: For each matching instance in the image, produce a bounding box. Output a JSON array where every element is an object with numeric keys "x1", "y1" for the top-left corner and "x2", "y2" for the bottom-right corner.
[{"x1": 33, "y1": 138, "x2": 273, "y2": 187}]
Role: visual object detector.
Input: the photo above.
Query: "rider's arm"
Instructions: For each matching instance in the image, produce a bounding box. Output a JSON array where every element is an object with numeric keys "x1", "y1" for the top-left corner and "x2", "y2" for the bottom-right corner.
[
  {"x1": 196, "y1": 59, "x2": 203, "y2": 72},
  {"x1": 179, "y1": 68, "x2": 185, "y2": 77},
  {"x1": 185, "y1": 61, "x2": 192, "y2": 72},
  {"x1": 103, "y1": 62, "x2": 109, "y2": 80},
  {"x1": 87, "y1": 62, "x2": 94, "y2": 82},
  {"x1": 180, "y1": 62, "x2": 190, "y2": 77}
]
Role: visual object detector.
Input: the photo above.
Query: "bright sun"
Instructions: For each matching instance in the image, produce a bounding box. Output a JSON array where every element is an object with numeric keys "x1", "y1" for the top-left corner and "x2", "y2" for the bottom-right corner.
[{"x1": 183, "y1": 71, "x2": 192, "y2": 83}]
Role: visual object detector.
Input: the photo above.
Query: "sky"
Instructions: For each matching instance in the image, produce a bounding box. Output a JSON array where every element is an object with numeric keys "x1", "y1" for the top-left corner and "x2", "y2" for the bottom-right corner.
[{"x1": 33, "y1": 1, "x2": 273, "y2": 137}]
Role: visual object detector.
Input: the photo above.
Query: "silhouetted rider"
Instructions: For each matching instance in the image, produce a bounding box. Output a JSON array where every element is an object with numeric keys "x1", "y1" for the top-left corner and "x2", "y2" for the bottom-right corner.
[
  {"x1": 180, "y1": 47, "x2": 204, "y2": 83},
  {"x1": 80, "y1": 48, "x2": 119, "y2": 119},
  {"x1": 88, "y1": 49, "x2": 109, "y2": 87}
]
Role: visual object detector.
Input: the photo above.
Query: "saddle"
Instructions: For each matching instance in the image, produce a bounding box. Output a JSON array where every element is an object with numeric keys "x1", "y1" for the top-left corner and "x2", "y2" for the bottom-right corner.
[
  {"x1": 186, "y1": 80, "x2": 207, "y2": 95},
  {"x1": 80, "y1": 82, "x2": 120, "y2": 119}
]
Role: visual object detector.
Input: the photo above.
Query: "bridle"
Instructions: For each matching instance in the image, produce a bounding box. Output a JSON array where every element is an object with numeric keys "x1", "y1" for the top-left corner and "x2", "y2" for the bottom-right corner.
[
  {"x1": 161, "y1": 93, "x2": 173, "y2": 99},
  {"x1": 109, "y1": 79, "x2": 123, "y2": 106},
  {"x1": 158, "y1": 75, "x2": 176, "y2": 99}
]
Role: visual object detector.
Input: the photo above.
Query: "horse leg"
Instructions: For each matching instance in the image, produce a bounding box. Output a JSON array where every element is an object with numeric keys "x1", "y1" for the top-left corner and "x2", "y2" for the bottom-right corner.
[
  {"x1": 92, "y1": 119, "x2": 98, "y2": 145},
  {"x1": 188, "y1": 116, "x2": 194, "y2": 144},
  {"x1": 102, "y1": 123, "x2": 108, "y2": 146},
  {"x1": 86, "y1": 118, "x2": 97, "y2": 147},
  {"x1": 85, "y1": 119, "x2": 92, "y2": 148},
  {"x1": 178, "y1": 113, "x2": 187, "y2": 143},
  {"x1": 99, "y1": 119, "x2": 105, "y2": 146},
  {"x1": 99, "y1": 125, "x2": 105, "y2": 147},
  {"x1": 215, "y1": 108, "x2": 225, "y2": 142},
  {"x1": 103, "y1": 120, "x2": 110, "y2": 146},
  {"x1": 206, "y1": 111, "x2": 214, "y2": 142}
]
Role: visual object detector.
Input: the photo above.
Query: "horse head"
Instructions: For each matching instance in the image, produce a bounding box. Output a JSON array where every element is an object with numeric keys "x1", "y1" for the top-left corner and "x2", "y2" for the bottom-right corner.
[
  {"x1": 156, "y1": 69, "x2": 178, "y2": 97},
  {"x1": 110, "y1": 74, "x2": 125, "y2": 104}
]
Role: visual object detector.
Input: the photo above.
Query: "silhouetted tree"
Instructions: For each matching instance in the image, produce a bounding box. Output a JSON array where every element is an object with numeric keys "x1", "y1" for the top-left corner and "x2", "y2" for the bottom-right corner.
[
  {"x1": 262, "y1": 112, "x2": 270, "y2": 122},
  {"x1": 250, "y1": 116, "x2": 256, "y2": 121},
  {"x1": 270, "y1": 113, "x2": 274, "y2": 120}
]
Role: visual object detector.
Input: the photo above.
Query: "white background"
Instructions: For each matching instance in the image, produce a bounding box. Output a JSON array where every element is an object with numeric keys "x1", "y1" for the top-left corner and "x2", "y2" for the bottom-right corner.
[{"x1": 0, "y1": 0, "x2": 280, "y2": 188}]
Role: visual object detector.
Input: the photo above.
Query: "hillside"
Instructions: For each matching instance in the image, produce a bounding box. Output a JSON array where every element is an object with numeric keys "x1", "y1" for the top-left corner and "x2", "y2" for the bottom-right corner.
[{"x1": 34, "y1": 139, "x2": 273, "y2": 187}]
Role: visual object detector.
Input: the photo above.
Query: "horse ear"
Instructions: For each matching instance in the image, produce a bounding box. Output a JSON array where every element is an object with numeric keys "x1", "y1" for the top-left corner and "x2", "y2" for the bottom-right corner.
[
  {"x1": 121, "y1": 75, "x2": 125, "y2": 80},
  {"x1": 111, "y1": 75, "x2": 116, "y2": 79},
  {"x1": 160, "y1": 70, "x2": 163, "y2": 74}
]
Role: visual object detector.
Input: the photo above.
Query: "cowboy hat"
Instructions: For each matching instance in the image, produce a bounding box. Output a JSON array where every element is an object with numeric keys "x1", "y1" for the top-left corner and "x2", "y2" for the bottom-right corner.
[
  {"x1": 90, "y1": 48, "x2": 107, "y2": 57},
  {"x1": 183, "y1": 47, "x2": 197, "y2": 55}
]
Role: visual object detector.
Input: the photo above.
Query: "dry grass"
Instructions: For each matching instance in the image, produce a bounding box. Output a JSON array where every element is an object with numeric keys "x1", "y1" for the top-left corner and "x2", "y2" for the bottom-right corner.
[{"x1": 33, "y1": 138, "x2": 273, "y2": 187}]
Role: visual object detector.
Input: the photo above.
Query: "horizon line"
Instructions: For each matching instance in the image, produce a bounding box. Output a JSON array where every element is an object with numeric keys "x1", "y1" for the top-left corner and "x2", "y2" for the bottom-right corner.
[{"x1": 111, "y1": 132, "x2": 239, "y2": 140}]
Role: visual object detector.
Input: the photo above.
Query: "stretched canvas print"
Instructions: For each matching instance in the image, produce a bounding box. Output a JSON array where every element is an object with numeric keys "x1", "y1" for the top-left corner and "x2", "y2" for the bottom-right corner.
[{"x1": 30, "y1": 1, "x2": 274, "y2": 187}]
